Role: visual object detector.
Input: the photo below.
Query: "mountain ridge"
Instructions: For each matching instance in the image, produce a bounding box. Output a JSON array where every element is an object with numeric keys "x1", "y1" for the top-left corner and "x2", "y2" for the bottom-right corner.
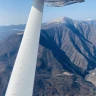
[{"x1": 0, "y1": 17, "x2": 96, "y2": 96}]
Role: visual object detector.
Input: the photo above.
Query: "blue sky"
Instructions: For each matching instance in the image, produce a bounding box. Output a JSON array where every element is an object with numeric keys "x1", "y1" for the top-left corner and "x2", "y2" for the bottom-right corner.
[{"x1": 0, "y1": 0, "x2": 96, "y2": 25}]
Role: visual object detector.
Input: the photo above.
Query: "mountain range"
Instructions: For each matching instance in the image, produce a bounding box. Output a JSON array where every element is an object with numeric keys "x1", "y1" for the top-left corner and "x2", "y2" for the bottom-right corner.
[{"x1": 0, "y1": 17, "x2": 96, "y2": 96}]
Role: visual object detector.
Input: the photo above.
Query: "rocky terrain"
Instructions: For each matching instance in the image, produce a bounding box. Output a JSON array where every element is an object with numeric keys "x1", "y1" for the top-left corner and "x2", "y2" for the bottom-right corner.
[{"x1": 0, "y1": 17, "x2": 96, "y2": 96}]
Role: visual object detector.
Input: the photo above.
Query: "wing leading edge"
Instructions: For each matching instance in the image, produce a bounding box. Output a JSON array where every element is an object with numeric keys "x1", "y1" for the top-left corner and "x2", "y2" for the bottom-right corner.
[{"x1": 45, "y1": 0, "x2": 85, "y2": 7}]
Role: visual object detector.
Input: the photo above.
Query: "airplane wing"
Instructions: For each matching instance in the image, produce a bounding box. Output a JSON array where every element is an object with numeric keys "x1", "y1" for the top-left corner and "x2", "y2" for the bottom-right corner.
[{"x1": 45, "y1": 0, "x2": 85, "y2": 7}]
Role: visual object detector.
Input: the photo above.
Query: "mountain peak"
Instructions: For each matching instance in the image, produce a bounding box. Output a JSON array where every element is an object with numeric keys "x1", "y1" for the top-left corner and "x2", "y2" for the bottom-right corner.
[
  {"x1": 45, "y1": 17, "x2": 96, "y2": 27},
  {"x1": 47, "y1": 17, "x2": 73, "y2": 24},
  {"x1": 48, "y1": 17, "x2": 64, "y2": 23}
]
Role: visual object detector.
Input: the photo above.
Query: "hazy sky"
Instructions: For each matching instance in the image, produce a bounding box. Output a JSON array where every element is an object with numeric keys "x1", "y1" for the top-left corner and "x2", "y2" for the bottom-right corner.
[{"x1": 0, "y1": 0, "x2": 96, "y2": 25}]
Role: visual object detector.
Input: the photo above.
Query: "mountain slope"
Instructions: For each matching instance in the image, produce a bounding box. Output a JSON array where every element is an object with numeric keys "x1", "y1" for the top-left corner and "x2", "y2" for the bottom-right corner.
[{"x1": 0, "y1": 17, "x2": 96, "y2": 96}]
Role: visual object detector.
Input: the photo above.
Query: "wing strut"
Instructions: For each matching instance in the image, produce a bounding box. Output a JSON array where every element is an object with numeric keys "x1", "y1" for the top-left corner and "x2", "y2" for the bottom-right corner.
[{"x1": 5, "y1": 0, "x2": 44, "y2": 96}]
